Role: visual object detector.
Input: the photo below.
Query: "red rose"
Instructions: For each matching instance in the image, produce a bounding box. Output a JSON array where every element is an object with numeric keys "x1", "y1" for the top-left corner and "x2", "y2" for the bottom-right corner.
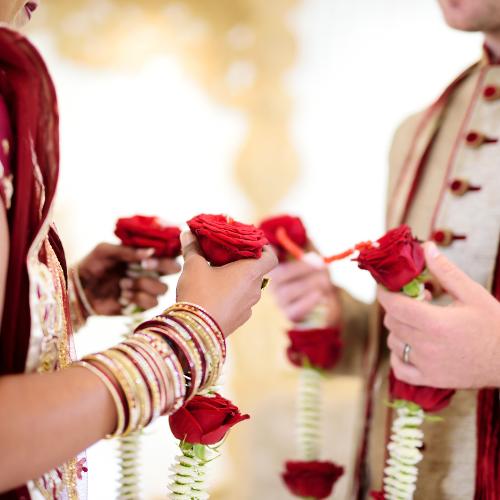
[
  {"x1": 389, "y1": 370, "x2": 455, "y2": 413},
  {"x1": 168, "y1": 393, "x2": 250, "y2": 445},
  {"x1": 187, "y1": 214, "x2": 268, "y2": 266},
  {"x1": 115, "y1": 215, "x2": 181, "y2": 258},
  {"x1": 356, "y1": 225, "x2": 425, "y2": 292},
  {"x1": 282, "y1": 460, "x2": 344, "y2": 499},
  {"x1": 286, "y1": 327, "x2": 343, "y2": 371},
  {"x1": 370, "y1": 491, "x2": 386, "y2": 500},
  {"x1": 259, "y1": 215, "x2": 308, "y2": 262}
]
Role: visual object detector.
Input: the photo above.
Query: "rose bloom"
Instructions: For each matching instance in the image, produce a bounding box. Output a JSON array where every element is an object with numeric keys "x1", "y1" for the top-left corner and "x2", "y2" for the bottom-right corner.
[
  {"x1": 282, "y1": 460, "x2": 344, "y2": 499},
  {"x1": 115, "y1": 215, "x2": 181, "y2": 258},
  {"x1": 389, "y1": 370, "x2": 455, "y2": 413},
  {"x1": 169, "y1": 393, "x2": 250, "y2": 445},
  {"x1": 370, "y1": 491, "x2": 386, "y2": 500},
  {"x1": 259, "y1": 214, "x2": 308, "y2": 262},
  {"x1": 356, "y1": 225, "x2": 425, "y2": 292},
  {"x1": 286, "y1": 327, "x2": 343, "y2": 371},
  {"x1": 187, "y1": 214, "x2": 268, "y2": 266}
]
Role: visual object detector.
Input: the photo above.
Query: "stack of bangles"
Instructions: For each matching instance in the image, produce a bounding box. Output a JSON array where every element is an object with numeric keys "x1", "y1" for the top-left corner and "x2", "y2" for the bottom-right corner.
[{"x1": 73, "y1": 302, "x2": 226, "y2": 438}]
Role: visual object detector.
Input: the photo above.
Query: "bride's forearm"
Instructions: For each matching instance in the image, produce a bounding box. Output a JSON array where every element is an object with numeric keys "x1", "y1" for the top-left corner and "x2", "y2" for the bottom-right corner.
[{"x1": 0, "y1": 367, "x2": 116, "y2": 493}]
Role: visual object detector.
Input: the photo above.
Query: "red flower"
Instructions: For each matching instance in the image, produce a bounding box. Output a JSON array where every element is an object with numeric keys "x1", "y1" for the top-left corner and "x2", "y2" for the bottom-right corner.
[
  {"x1": 389, "y1": 370, "x2": 455, "y2": 413},
  {"x1": 169, "y1": 393, "x2": 250, "y2": 445},
  {"x1": 115, "y1": 215, "x2": 181, "y2": 258},
  {"x1": 187, "y1": 214, "x2": 268, "y2": 266},
  {"x1": 259, "y1": 215, "x2": 308, "y2": 262},
  {"x1": 287, "y1": 327, "x2": 343, "y2": 371},
  {"x1": 356, "y1": 225, "x2": 425, "y2": 292},
  {"x1": 370, "y1": 491, "x2": 386, "y2": 500},
  {"x1": 282, "y1": 460, "x2": 344, "y2": 499}
]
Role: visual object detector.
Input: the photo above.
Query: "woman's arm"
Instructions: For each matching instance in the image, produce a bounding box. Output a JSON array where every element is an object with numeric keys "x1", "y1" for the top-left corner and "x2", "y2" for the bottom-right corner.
[
  {"x1": 0, "y1": 367, "x2": 116, "y2": 492},
  {"x1": 0, "y1": 229, "x2": 277, "y2": 493}
]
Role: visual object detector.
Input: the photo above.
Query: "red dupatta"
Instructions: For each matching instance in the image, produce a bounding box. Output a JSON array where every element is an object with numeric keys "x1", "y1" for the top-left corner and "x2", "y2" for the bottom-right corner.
[
  {"x1": 0, "y1": 27, "x2": 62, "y2": 500},
  {"x1": 0, "y1": 26, "x2": 60, "y2": 376}
]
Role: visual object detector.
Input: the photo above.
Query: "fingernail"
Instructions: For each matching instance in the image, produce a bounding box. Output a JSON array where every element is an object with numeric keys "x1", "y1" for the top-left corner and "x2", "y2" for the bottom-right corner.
[
  {"x1": 137, "y1": 248, "x2": 155, "y2": 259},
  {"x1": 141, "y1": 258, "x2": 159, "y2": 270},
  {"x1": 120, "y1": 278, "x2": 133, "y2": 290},
  {"x1": 425, "y1": 242, "x2": 440, "y2": 260},
  {"x1": 180, "y1": 230, "x2": 195, "y2": 248}
]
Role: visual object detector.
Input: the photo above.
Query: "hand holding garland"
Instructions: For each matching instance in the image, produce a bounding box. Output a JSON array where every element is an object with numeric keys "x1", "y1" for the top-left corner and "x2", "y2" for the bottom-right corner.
[
  {"x1": 380, "y1": 242, "x2": 500, "y2": 390},
  {"x1": 168, "y1": 214, "x2": 277, "y2": 499},
  {"x1": 259, "y1": 215, "x2": 345, "y2": 500}
]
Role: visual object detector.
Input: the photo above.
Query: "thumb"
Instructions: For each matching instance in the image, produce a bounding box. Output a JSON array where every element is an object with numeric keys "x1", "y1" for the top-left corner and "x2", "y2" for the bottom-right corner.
[
  {"x1": 180, "y1": 231, "x2": 205, "y2": 262},
  {"x1": 423, "y1": 241, "x2": 480, "y2": 303}
]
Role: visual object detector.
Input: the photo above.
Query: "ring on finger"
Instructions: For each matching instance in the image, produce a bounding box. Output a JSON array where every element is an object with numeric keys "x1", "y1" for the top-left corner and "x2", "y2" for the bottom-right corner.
[{"x1": 403, "y1": 343, "x2": 412, "y2": 364}]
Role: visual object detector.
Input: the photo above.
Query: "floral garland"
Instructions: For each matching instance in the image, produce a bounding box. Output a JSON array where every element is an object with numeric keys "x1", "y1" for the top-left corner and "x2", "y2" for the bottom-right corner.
[
  {"x1": 351, "y1": 225, "x2": 455, "y2": 500},
  {"x1": 259, "y1": 215, "x2": 344, "y2": 500},
  {"x1": 115, "y1": 215, "x2": 182, "y2": 498},
  {"x1": 167, "y1": 213, "x2": 267, "y2": 499}
]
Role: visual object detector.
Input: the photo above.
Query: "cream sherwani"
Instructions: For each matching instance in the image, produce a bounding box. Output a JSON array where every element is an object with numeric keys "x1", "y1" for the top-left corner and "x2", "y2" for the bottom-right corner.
[{"x1": 340, "y1": 52, "x2": 500, "y2": 499}]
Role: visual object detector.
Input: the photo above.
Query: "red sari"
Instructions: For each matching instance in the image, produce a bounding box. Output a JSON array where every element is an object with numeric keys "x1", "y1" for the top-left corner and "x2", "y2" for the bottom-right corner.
[{"x1": 0, "y1": 27, "x2": 85, "y2": 499}]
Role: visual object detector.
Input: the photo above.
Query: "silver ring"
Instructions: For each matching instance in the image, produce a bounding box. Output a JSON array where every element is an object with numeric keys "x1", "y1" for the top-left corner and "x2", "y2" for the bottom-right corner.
[{"x1": 403, "y1": 343, "x2": 412, "y2": 364}]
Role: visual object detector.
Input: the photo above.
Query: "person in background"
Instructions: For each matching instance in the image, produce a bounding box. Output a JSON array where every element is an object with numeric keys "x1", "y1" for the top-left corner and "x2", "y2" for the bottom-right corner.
[
  {"x1": 0, "y1": 2, "x2": 277, "y2": 498},
  {"x1": 271, "y1": 0, "x2": 500, "y2": 497}
]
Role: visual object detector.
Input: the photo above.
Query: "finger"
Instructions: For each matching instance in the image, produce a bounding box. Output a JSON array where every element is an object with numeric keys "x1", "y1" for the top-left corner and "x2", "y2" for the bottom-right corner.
[
  {"x1": 274, "y1": 272, "x2": 329, "y2": 307},
  {"x1": 269, "y1": 259, "x2": 321, "y2": 285},
  {"x1": 387, "y1": 332, "x2": 406, "y2": 359},
  {"x1": 423, "y1": 241, "x2": 484, "y2": 304},
  {"x1": 149, "y1": 258, "x2": 182, "y2": 275},
  {"x1": 96, "y1": 242, "x2": 155, "y2": 263},
  {"x1": 131, "y1": 291, "x2": 159, "y2": 311},
  {"x1": 285, "y1": 289, "x2": 323, "y2": 323},
  {"x1": 256, "y1": 246, "x2": 279, "y2": 275},
  {"x1": 180, "y1": 231, "x2": 205, "y2": 263},
  {"x1": 132, "y1": 277, "x2": 168, "y2": 296},
  {"x1": 377, "y1": 286, "x2": 441, "y2": 331},
  {"x1": 120, "y1": 278, "x2": 134, "y2": 291},
  {"x1": 390, "y1": 352, "x2": 424, "y2": 386},
  {"x1": 384, "y1": 313, "x2": 421, "y2": 346}
]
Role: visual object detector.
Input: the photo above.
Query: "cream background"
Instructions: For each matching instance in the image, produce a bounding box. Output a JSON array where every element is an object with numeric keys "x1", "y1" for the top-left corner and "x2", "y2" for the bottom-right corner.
[{"x1": 26, "y1": 0, "x2": 481, "y2": 498}]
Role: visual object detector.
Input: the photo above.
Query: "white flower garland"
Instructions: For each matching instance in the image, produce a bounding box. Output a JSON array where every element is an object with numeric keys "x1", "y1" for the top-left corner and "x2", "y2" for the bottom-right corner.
[
  {"x1": 383, "y1": 403, "x2": 424, "y2": 500},
  {"x1": 117, "y1": 262, "x2": 156, "y2": 499}
]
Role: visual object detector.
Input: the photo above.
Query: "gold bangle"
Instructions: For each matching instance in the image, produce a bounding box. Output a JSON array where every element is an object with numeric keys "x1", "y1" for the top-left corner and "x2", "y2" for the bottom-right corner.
[
  {"x1": 152, "y1": 317, "x2": 204, "y2": 399},
  {"x1": 73, "y1": 360, "x2": 126, "y2": 438},
  {"x1": 165, "y1": 302, "x2": 226, "y2": 359},
  {"x1": 70, "y1": 266, "x2": 97, "y2": 317},
  {"x1": 136, "y1": 328, "x2": 190, "y2": 408},
  {"x1": 129, "y1": 334, "x2": 185, "y2": 414},
  {"x1": 86, "y1": 353, "x2": 140, "y2": 436},
  {"x1": 115, "y1": 342, "x2": 162, "y2": 423},
  {"x1": 106, "y1": 348, "x2": 151, "y2": 430},
  {"x1": 169, "y1": 310, "x2": 222, "y2": 389}
]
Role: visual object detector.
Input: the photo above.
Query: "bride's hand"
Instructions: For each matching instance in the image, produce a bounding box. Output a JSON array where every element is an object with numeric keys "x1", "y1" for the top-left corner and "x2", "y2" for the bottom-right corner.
[{"x1": 177, "y1": 232, "x2": 278, "y2": 336}]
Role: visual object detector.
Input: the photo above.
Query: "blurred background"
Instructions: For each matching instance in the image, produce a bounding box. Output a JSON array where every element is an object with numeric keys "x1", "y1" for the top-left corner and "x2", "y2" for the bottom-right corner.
[{"x1": 27, "y1": 0, "x2": 480, "y2": 498}]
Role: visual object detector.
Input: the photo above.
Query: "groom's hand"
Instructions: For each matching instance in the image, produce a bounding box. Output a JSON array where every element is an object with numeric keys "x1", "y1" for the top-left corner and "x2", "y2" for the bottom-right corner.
[{"x1": 379, "y1": 242, "x2": 500, "y2": 389}]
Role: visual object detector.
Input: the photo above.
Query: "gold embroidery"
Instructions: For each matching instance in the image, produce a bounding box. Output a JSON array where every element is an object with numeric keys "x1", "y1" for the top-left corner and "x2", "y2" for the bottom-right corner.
[{"x1": 29, "y1": 238, "x2": 81, "y2": 499}]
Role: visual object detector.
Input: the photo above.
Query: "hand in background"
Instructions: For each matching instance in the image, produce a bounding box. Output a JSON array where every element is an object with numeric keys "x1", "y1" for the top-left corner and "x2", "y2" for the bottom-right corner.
[
  {"x1": 269, "y1": 257, "x2": 341, "y2": 325},
  {"x1": 78, "y1": 243, "x2": 181, "y2": 315}
]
